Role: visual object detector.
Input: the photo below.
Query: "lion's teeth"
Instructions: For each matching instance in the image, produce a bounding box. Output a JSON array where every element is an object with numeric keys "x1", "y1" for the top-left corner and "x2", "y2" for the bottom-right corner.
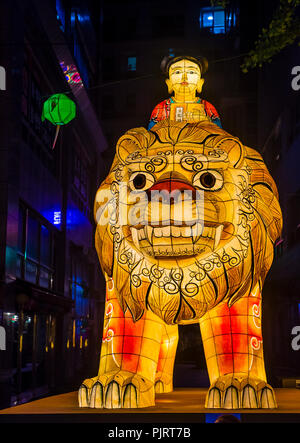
[
  {"x1": 201, "y1": 226, "x2": 209, "y2": 238},
  {"x1": 152, "y1": 225, "x2": 192, "y2": 238},
  {"x1": 182, "y1": 227, "x2": 191, "y2": 237},
  {"x1": 145, "y1": 225, "x2": 153, "y2": 242},
  {"x1": 191, "y1": 223, "x2": 203, "y2": 242},
  {"x1": 214, "y1": 225, "x2": 223, "y2": 250},
  {"x1": 138, "y1": 229, "x2": 145, "y2": 240},
  {"x1": 161, "y1": 226, "x2": 171, "y2": 237},
  {"x1": 202, "y1": 226, "x2": 214, "y2": 239},
  {"x1": 132, "y1": 223, "x2": 221, "y2": 248},
  {"x1": 171, "y1": 226, "x2": 181, "y2": 237},
  {"x1": 172, "y1": 226, "x2": 191, "y2": 237},
  {"x1": 153, "y1": 227, "x2": 163, "y2": 238}
]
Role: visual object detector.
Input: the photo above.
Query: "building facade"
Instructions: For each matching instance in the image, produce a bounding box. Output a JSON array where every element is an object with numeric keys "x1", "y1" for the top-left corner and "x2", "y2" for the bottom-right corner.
[{"x1": 0, "y1": 0, "x2": 107, "y2": 408}]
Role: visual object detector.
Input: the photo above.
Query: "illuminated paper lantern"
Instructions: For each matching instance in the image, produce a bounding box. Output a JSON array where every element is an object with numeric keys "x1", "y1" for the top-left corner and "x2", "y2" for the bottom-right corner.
[
  {"x1": 79, "y1": 120, "x2": 282, "y2": 409},
  {"x1": 42, "y1": 93, "x2": 76, "y2": 125},
  {"x1": 42, "y1": 93, "x2": 76, "y2": 148},
  {"x1": 148, "y1": 56, "x2": 222, "y2": 129}
]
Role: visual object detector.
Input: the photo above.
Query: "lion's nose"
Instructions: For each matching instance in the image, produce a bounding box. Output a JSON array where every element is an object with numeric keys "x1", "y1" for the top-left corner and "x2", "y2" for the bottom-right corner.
[{"x1": 149, "y1": 179, "x2": 195, "y2": 193}]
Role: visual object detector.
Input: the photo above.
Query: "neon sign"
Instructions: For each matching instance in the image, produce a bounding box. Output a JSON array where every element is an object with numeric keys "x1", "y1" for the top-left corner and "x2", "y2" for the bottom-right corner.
[
  {"x1": 53, "y1": 211, "x2": 62, "y2": 225},
  {"x1": 60, "y1": 61, "x2": 83, "y2": 87}
]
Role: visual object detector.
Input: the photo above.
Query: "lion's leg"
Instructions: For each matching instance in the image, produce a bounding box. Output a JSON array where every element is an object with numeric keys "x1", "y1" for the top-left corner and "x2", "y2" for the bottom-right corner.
[
  {"x1": 79, "y1": 276, "x2": 166, "y2": 408},
  {"x1": 155, "y1": 324, "x2": 178, "y2": 393},
  {"x1": 199, "y1": 283, "x2": 277, "y2": 409}
]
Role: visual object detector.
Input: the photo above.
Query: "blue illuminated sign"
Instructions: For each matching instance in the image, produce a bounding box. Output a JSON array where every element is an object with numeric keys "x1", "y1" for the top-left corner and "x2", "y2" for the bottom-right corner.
[
  {"x1": 42, "y1": 207, "x2": 90, "y2": 229},
  {"x1": 53, "y1": 211, "x2": 62, "y2": 225}
]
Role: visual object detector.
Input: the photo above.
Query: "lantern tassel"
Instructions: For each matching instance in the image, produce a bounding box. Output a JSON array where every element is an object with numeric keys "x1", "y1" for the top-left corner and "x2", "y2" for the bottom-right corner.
[{"x1": 52, "y1": 125, "x2": 61, "y2": 150}]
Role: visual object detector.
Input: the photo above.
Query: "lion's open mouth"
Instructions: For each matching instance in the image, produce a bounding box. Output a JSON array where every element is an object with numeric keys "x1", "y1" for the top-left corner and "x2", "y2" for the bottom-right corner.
[{"x1": 125, "y1": 222, "x2": 233, "y2": 258}]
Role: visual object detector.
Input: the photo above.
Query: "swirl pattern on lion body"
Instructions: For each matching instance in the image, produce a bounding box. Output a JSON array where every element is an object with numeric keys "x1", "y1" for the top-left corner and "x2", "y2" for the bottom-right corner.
[{"x1": 94, "y1": 120, "x2": 282, "y2": 325}]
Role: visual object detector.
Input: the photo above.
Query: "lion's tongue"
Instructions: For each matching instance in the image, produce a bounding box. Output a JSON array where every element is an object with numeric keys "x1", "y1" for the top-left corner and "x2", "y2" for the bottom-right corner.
[{"x1": 149, "y1": 179, "x2": 195, "y2": 193}]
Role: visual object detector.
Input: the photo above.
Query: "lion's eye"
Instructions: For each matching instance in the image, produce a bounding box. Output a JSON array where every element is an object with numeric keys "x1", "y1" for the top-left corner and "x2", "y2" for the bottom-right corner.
[
  {"x1": 129, "y1": 172, "x2": 154, "y2": 191},
  {"x1": 133, "y1": 174, "x2": 146, "y2": 189},
  {"x1": 193, "y1": 170, "x2": 223, "y2": 191}
]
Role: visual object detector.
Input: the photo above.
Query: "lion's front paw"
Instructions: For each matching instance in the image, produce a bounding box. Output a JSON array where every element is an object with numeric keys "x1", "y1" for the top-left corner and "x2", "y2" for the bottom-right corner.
[
  {"x1": 78, "y1": 371, "x2": 155, "y2": 409},
  {"x1": 155, "y1": 374, "x2": 173, "y2": 393},
  {"x1": 205, "y1": 374, "x2": 277, "y2": 409}
]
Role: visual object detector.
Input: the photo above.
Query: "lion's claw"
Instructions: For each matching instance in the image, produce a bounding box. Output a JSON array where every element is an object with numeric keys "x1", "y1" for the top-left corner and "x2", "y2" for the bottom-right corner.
[
  {"x1": 123, "y1": 384, "x2": 138, "y2": 408},
  {"x1": 79, "y1": 371, "x2": 154, "y2": 408},
  {"x1": 90, "y1": 382, "x2": 103, "y2": 408},
  {"x1": 205, "y1": 374, "x2": 277, "y2": 409},
  {"x1": 78, "y1": 384, "x2": 89, "y2": 408},
  {"x1": 154, "y1": 374, "x2": 173, "y2": 393}
]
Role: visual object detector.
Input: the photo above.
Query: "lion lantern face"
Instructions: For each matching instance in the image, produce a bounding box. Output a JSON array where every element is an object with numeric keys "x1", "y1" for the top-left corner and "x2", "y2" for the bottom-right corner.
[{"x1": 79, "y1": 121, "x2": 282, "y2": 410}]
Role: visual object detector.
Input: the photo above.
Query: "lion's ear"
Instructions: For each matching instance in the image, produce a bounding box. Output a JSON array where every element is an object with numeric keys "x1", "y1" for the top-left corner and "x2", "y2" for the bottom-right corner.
[
  {"x1": 214, "y1": 137, "x2": 245, "y2": 168},
  {"x1": 116, "y1": 127, "x2": 154, "y2": 163},
  {"x1": 116, "y1": 135, "x2": 140, "y2": 164}
]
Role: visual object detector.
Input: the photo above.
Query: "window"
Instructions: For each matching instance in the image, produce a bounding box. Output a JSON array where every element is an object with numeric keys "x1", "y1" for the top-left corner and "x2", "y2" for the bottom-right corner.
[
  {"x1": 17, "y1": 205, "x2": 56, "y2": 290},
  {"x1": 152, "y1": 15, "x2": 184, "y2": 38},
  {"x1": 127, "y1": 56, "x2": 136, "y2": 72},
  {"x1": 71, "y1": 10, "x2": 90, "y2": 87},
  {"x1": 103, "y1": 17, "x2": 117, "y2": 42},
  {"x1": 102, "y1": 56, "x2": 116, "y2": 82},
  {"x1": 70, "y1": 251, "x2": 91, "y2": 319},
  {"x1": 73, "y1": 32, "x2": 90, "y2": 88},
  {"x1": 199, "y1": 6, "x2": 236, "y2": 34},
  {"x1": 71, "y1": 147, "x2": 91, "y2": 218},
  {"x1": 125, "y1": 93, "x2": 136, "y2": 115},
  {"x1": 73, "y1": 149, "x2": 89, "y2": 203},
  {"x1": 21, "y1": 49, "x2": 57, "y2": 176},
  {"x1": 20, "y1": 314, "x2": 34, "y2": 392},
  {"x1": 22, "y1": 53, "x2": 55, "y2": 148},
  {"x1": 56, "y1": 0, "x2": 66, "y2": 33},
  {"x1": 22, "y1": 66, "x2": 46, "y2": 139},
  {"x1": 101, "y1": 94, "x2": 115, "y2": 119},
  {"x1": 168, "y1": 48, "x2": 175, "y2": 57},
  {"x1": 120, "y1": 17, "x2": 137, "y2": 40}
]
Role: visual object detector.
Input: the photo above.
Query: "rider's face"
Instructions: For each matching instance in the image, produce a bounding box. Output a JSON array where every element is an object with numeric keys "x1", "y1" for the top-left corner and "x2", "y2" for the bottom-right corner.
[{"x1": 167, "y1": 59, "x2": 202, "y2": 96}]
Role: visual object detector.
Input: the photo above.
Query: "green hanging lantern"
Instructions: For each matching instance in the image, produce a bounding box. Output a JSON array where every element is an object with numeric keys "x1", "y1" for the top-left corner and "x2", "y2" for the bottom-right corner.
[{"x1": 42, "y1": 93, "x2": 76, "y2": 148}]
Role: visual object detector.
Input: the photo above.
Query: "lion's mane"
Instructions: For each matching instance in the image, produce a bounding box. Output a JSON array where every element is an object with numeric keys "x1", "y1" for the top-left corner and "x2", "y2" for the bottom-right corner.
[{"x1": 94, "y1": 121, "x2": 282, "y2": 325}]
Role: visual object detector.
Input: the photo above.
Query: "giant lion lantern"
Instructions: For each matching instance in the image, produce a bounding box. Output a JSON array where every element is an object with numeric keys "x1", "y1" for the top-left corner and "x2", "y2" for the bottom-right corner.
[{"x1": 79, "y1": 120, "x2": 282, "y2": 409}]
